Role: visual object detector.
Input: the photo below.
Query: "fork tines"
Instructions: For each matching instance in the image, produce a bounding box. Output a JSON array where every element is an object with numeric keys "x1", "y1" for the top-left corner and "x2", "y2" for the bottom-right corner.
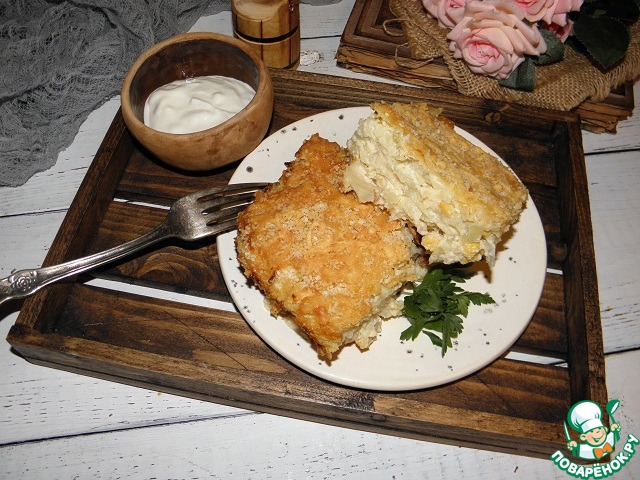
[
  {"x1": 197, "y1": 182, "x2": 268, "y2": 227},
  {"x1": 196, "y1": 182, "x2": 268, "y2": 202}
]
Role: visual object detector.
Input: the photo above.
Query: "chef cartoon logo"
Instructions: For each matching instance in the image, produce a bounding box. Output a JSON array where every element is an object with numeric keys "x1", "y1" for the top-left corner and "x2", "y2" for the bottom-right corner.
[
  {"x1": 565, "y1": 400, "x2": 621, "y2": 461},
  {"x1": 550, "y1": 399, "x2": 638, "y2": 479}
]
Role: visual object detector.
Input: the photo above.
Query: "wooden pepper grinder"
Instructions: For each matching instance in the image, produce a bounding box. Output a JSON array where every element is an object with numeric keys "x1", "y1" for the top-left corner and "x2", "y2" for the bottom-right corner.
[{"x1": 232, "y1": 0, "x2": 300, "y2": 69}]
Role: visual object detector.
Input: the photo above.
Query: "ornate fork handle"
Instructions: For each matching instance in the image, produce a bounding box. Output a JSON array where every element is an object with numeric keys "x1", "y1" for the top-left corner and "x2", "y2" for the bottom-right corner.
[{"x1": 0, "y1": 222, "x2": 170, "y2": 306}]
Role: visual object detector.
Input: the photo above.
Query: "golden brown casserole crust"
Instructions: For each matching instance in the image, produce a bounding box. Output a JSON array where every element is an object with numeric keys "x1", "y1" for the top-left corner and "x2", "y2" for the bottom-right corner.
[{"x1": 236, "y1": 134, "x2": 424, "y2": 358}]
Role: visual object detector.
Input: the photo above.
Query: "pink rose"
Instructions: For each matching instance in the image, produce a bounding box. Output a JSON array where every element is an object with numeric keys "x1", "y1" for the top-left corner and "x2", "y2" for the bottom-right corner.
[
  {"x1": 513, "y1": 0, "x2": 556, "y2": 23},
  {"x1": 553, "y1": 0, "x2": 583, "y2": 14},
  {"x1": 542, "y1": 0, "x2": 583, "y2": 25},
  {"x1": 542, "y1": 18, "x2": 573, "y2": 42},
  {"x1": 548, "y1": 11, "x2": 569, "y2": 27},
  {"x1": 447, "y1": 0, "x2": 547, "y2": 79},
  {"x1": 422, "y1": 0, "x2": 470, "y2": 28}
]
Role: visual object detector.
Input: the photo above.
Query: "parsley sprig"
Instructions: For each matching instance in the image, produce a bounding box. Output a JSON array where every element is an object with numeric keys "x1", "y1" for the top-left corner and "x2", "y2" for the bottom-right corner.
[{"x1": 400, "y1": 267, "x2": 495, "y2": 357}]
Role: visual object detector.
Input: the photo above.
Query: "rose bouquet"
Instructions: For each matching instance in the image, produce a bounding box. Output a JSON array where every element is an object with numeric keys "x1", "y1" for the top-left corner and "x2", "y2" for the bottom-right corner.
[{"x1": 421, "y1": 0, "x2": 640, "y2": 91}]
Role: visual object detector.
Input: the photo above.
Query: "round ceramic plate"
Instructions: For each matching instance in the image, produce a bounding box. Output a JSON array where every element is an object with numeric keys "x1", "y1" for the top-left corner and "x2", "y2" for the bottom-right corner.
[{"x1": 217, "y1": 107, "x2": 547, "y2": 391}]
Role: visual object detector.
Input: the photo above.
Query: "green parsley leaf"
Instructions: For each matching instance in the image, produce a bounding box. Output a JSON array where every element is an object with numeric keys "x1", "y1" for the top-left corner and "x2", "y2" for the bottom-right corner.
[{"x1": 400, "y1": 267, "x2": 495, "y2": 357}]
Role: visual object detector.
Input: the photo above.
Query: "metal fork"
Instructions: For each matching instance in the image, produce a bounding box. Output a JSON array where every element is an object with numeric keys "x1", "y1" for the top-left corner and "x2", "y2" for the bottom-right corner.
[{"x1": 0, "y1": 183, "x2": 267, "y2": 306}]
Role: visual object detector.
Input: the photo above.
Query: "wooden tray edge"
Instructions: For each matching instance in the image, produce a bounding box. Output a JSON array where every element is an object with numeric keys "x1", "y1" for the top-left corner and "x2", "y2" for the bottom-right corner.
[{"x1": 7, "y1": 323, "x2": 567, "y2": 459}]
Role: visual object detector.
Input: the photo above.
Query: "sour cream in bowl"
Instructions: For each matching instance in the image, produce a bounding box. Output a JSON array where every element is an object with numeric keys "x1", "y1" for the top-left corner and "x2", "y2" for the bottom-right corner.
[
  {"x1": 121, "y1": 32, "x2": 273, "y2": 171},
  {"x1": 143, "y1": 75, "x2": 256, "y2": 134}
]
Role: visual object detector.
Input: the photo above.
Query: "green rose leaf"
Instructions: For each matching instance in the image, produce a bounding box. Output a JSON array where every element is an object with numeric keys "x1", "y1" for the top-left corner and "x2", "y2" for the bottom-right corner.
[
  {"x1": 498, "y1": 56, "x2": 536, "y2": 91},
  {"x1": 573, "y1": 14, "x2": 630, "y2": 69},
  {"x1": 580, "y1": 0, "x2": 639, "y2": 22},
  {"x1": 536, "y1": 29, "x2": 565, "y2": 65}
]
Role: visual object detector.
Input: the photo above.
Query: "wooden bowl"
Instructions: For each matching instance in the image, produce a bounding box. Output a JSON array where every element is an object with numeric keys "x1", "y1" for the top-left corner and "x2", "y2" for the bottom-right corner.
[{"x1": 121, "y1": 32, "x2": 274, "y2": 171}]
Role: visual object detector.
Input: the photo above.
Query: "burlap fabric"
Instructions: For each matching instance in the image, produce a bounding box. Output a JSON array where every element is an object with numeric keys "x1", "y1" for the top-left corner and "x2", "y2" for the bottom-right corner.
[{"x1": 390, "y1": 0, "x2": 640, "y2": 111}]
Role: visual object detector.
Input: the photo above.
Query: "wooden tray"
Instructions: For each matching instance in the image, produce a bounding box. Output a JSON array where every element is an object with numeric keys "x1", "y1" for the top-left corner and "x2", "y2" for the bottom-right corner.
[
  {"x1": 7, "y1": 69, "x2": 606, "y2": 458},
  {"x1": 337, "y1": 0, "x2": 635, "y2": 134}
]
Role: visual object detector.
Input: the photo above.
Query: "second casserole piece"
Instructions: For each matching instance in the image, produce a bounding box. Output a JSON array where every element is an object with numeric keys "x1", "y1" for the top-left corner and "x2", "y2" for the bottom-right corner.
[{"x1": 343, "y1": 102, "x2": 528, "y2": 266}]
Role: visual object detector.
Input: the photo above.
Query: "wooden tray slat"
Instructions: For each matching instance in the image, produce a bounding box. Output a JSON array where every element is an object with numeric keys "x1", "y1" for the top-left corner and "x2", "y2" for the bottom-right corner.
[
  {"x1": 86, "y1": 201, "x2": 230, "y2": 301},
  {"x1": 116, "y1": 149, "x2": 237, "y2": 205},
  {"x1": 7, "y1": 69, "x2": 605, "y2": 458},
  {"x1": 85, "y1": 197, "x2": 568, "y2": 358}
]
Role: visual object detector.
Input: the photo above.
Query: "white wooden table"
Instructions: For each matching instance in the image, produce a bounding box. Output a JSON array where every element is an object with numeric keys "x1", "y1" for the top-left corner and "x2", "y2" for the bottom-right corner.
[{"x1": 1, "y1": 2, "x2": 639, "y2": 478}]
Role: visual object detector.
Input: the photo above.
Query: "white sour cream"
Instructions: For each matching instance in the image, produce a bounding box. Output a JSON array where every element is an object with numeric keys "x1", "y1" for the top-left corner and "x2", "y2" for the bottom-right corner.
[{"x1": 143, "y1": 75, "x2": 256, "y2": 134}]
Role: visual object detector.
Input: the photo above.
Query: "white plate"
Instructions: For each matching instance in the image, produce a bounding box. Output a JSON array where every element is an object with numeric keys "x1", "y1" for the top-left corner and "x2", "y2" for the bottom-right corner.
[{"x1": 217, "y1": 107, "x2": 547, "y2": 391}]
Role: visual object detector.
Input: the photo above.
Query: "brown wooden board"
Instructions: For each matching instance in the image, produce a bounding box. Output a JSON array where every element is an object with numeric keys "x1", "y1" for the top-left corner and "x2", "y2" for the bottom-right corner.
[
  {"x1": 7, "y1": 69, "x2": 606, "y2": 458},
  {"x1": 337, "y1": 0, "x2": 635, "y2": 134}
]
